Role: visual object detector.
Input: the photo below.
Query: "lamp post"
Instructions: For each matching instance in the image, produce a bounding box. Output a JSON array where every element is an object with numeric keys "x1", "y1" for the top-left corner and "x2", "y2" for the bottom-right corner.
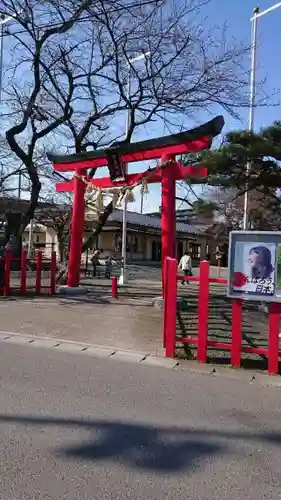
[
  {"x1": 118, "y1": 51, "x2": 150, "y2": 285},
  {"x1": 140, "y1": 187, "x2": 144, "y2": 214},
  {"x1": 27, "y1": 219, "x2": 34, "y2": 258},
  {"x1": 243, "y1": 3, "x2": 281, "y2": 229}
]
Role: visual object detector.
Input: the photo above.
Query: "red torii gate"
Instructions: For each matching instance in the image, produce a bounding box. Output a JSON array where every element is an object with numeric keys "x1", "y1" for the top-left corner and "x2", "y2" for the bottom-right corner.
[{"x1": 49, "y1": 115, "x2": 224, "y2": 290}]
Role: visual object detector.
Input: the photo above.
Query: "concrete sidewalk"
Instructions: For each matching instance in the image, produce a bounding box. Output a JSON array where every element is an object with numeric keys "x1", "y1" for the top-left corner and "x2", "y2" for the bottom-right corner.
[
  {"x1": 0, "y1": 263, "x2": 229, "y2": 361},
  {"x1": 0, "y1": 292, "x2": 164, "y2": 356},
  {"x1": 0, "y1": 262, "x2": 228, "y2": 364}
]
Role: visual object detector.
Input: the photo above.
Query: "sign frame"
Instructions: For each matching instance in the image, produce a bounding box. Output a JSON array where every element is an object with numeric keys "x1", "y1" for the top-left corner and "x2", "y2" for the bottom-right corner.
[{"x1": 227, "y1": 230, "x2": 281, "y2": 303}]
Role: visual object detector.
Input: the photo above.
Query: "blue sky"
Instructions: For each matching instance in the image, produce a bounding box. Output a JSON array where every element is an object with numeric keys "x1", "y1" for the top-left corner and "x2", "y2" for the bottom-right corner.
[
  {"x1": 201, "y1": 0, "x2": 281, "y2": 133},
  {"x1": 126, "y1": 0, "x2": 281, "y2": 214}
]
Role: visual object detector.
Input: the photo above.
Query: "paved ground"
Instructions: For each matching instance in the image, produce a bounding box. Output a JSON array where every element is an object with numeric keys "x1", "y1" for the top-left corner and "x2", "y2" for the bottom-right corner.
[
  {"x1": 0, "y1": 292, "x2": 164, "y2": 355},
  {"x1": 2, "y1": 264, "x2": 166, "y2": 356},
  {"x1": 1, "y1": 342, "x2": 281, "y2": 500},
  {"x1": 84, "y1": 264, "x2": 271, "y2": 366},
  {"x1": 0, "y1": 263, "x2": 275, "y2": 366},
  {"x1": 0, "y1": 264, "x2": 207, "y2": 357}
]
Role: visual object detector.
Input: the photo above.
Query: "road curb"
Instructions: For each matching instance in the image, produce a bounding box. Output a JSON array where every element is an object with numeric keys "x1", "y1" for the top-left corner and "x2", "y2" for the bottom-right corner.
[{"x1": 0, "y1": 331, "x2": 280, "y2": 386}]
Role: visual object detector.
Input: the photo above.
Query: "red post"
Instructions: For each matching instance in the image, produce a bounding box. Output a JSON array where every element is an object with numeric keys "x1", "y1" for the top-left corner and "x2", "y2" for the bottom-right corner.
[
  {"x1": 50, "y1": 252, "x2": 56, "y2": 294},
  {"x1": 231, "y1": 299, "x2": 243, "y2": 367},
  {"x1": 112, "y1": 276, "x2": 118, "y2": 298},
  {"x1": 20, "y1": 250, "x2": 27, "y2": 295},
  {"x1": 165, "y1": 257, "x2": 177, "y2": 357},
  {"x1": 268, "y1": 302, "x2": 280, "y2": 375},
  {"x1": 163, "y1": 257, "x2": 169, "y2": 347},
  {"x1": 67, "y1": 168, "x2": 86, "y2": 287},
  {"x1": 3, "y1": 248, "x2": 12, "y2": 297},
  {"x1": 36, "y1": 250, "x2": 43, "y2": 295},
  {"x1": 197, "y1": 260, "x2": 209, "y2": 363},
  {"x1": 161, "y1": 155, "x2": 176, "y2": 296}
]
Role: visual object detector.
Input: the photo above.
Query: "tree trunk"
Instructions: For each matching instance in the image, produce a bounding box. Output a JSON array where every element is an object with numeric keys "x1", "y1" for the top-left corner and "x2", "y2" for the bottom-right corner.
[
  {"x1": 56, "y1": 201, "x2": 114, "y2": 284},
  {"x1": 58, "y1": 239, "x2": 65, "y2": 264},
  {"x1": 4, "y1": 212, "x2": 23, "y2": 260},
  {"x1": 20, "y1": 177, "x2": 41, "y2": 234},
  {"x1": 82, "y1": 201, "x2": 113, "y2": 252}
]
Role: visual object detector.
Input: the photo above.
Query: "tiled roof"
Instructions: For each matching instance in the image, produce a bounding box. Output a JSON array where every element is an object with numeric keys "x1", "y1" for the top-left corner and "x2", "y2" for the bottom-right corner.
[{"x1": 107, "y1": 209, "x2": 208, "y2": 235}]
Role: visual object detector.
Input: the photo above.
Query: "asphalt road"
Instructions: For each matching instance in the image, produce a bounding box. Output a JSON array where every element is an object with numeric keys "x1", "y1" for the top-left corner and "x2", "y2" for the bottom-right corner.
[{"x1": 0, "y1": 343, "x2": 281, "y2": 500}]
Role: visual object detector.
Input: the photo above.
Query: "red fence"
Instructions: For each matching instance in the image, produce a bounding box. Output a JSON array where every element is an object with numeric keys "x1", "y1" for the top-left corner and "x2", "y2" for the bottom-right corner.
[
  {"x1": 163, "y1": 257, "x2": 281, "y2": 375},
  {"x1": 0, "y1": 249, "x2": 57, "y2": 296}
]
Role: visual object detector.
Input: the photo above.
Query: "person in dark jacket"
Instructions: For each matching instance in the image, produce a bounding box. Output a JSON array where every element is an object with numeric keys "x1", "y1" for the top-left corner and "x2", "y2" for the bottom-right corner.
[
  {"x1": 104, "y1": 256, "x2": 112, "y2": 279},
  {"x1": 91, "y1": 249, "x2": 102, "y2": 277}
]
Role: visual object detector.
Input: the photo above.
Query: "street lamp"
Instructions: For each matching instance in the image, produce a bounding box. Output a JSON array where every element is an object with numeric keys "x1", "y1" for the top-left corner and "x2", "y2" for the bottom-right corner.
[
  {"x1": 118, "y1": 51, "x2": 150, "y2": 285},
  {"x1": 243, "y1": 3, "x2": 281, "y2": 229}
]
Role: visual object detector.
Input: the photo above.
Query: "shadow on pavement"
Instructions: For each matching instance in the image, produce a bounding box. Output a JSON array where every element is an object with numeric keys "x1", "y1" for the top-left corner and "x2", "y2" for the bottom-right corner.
[{"x1": 0, "y1": 414, "x2": 281, "y2": 473}]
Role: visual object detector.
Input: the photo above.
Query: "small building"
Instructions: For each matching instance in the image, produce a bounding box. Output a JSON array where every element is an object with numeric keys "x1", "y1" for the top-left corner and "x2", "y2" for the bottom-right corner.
[
  {"x1": 21, "y1": 208, "x2": 211, "y2": 264},
  {"x1": 85, "y1": 209, "x2": 209, "y2": 263},
  {"x1": 0, "y1": 195, "x2": 227, "y2": 265}
]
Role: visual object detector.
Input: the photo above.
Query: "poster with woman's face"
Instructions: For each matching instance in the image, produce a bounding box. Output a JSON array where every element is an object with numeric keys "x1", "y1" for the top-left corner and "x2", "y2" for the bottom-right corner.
[{"x1": 231, "y1": 242, "x2": 276, "y2": 296}]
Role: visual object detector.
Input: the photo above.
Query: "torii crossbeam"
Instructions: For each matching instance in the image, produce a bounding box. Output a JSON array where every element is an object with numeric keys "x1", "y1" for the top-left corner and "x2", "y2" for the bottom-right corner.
[{"x1": 49, "y1": 115, "x2": 224, "y2": 290}]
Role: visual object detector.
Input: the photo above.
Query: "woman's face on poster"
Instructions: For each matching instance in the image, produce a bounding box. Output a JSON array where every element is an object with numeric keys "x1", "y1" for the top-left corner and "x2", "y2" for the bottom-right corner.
[{"x1": 248, "y1": 251, "x2": 260, "y2": 267}]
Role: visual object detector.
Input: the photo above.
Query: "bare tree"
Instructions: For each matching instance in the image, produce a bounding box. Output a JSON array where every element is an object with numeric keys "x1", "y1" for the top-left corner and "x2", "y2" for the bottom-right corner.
[
  {"x1": 206, "y1": 186, "x2": 281, "y2": 231},
  {"x1": 0, "y1": 0, "x2": 253, "y2": 269},
  {"x1": 0, "y1": 135, "x2": 23, "y2": 196},
  {"x1": 177, "y1": 184, "x2": 281, "y2": 235},
  {"x1": 46, "y1": 0, "x2": 251, "y2": 149},
  {"x1": 0, "y1": 0, "x2": 167, "y2": 250},
  {"x1": 39, "y1": 0, "x2": 251, "y2": 260},
  {"x1": 34, "y1": 192, "x2": 72, "y2": 263},
  {"x1": 0, "y1": 0, "x2": 102, "y2": 250}
]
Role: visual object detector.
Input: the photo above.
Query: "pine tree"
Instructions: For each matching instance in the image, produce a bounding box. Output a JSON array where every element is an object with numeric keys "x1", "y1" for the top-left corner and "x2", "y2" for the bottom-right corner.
[{"x1": 184, "y1": 121, "x2": 281, "y2": 230}]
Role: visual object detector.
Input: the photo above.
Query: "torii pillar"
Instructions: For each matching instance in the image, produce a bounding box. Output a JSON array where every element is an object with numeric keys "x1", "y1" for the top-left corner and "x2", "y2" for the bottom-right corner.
[
  {"x1": 68, "y1": 168, "x2": 86, "y2": 287},
  {"x1": 161, "y1": 154, "x2": 176, "y2": 292},
  {"x1": 49, "y1": 115, "x2": 224, "y2": 294}
]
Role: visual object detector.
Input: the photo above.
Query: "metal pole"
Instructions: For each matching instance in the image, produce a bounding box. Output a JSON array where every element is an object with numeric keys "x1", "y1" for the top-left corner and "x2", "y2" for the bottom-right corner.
[
  {"x1": 118, "y1": 72, "x2": 131, "y2": 285},
  {"x1": 0, "y1": 23, "x2": 4, "y2": 104},
  {"x1": 140, "y1": 188, "x2": 144, "y2": 214},
  {"x1": 27, "y1": 219, "x2": 34, "y2": 258},
  {"x1": 17, "y1": 171, "x2": 21, "y2": 199},
  {"x1": 243, "y1": 7, "x2": 259, "y2": 230},
  {"x1": 118, "y1": 52, "x2": 150, "y2": 284},
  {"x1": 252, "y1": 2, "x2": 281, "y2": 19},
  {"x1": 248, "y1": 9, "x2": 259, "y2": 133}
]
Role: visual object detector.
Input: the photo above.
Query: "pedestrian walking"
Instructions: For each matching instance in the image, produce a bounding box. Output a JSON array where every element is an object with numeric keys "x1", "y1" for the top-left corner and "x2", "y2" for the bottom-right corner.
[
  {"x1": 178, "y1": 251, "x2": 192, "y2": 284},
  {"x1": 0, "y1": 246, "x2": 4, "y2": 288},
  {"x1": 91, "y1": 249, "x2": 101, "y2": 278},
  {"x1": 104, "y1": 256, "x2": 112, "y2": 279}
]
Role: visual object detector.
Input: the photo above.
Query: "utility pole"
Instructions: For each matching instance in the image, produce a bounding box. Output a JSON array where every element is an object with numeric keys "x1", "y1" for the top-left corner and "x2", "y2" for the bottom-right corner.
[
  {"x1": 243, "y1": 3, "x2": 281, "y2": 229},
  {"x1": 243, "y1": 7, "x2": 259, "y2": 230},
  {"x1": 118, "y1": 51, "x2": 150, "y2": 285},
  {"x1": 140, "y1": 187, "x2": 144, "y2": 214}
]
